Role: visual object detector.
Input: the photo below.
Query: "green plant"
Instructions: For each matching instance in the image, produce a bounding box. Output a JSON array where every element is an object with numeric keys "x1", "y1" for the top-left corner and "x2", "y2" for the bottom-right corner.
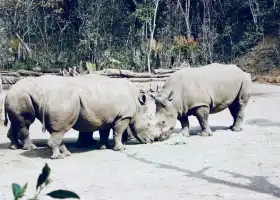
[{"x1": 12, "y1": 163, "x2": 80, "y2": 200}]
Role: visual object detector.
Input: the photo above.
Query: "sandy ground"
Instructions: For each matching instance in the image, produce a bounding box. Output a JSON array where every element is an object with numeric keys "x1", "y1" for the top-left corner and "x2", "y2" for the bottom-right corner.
[{"x1": 0, "y1": 83, "x2": 280, "y2": 200}]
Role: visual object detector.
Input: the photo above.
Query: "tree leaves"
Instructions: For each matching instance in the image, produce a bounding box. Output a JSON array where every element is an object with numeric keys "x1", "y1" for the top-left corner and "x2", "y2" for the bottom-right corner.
[
  {"x1": 36, "y1": 163, "x2": 51, "y2": 190},
  {"x1": 46, "y1": 190, "x2": 80, "y2": 199}
]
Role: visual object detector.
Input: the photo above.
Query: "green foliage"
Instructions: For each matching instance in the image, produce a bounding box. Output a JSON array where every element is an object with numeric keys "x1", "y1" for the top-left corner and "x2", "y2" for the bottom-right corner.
[
  {"x1": 0, "y1": 0, "x2": 279, "y2": 70},
  {"x1": 11, "y1": 163, "x2": 80, "y2": 200}
]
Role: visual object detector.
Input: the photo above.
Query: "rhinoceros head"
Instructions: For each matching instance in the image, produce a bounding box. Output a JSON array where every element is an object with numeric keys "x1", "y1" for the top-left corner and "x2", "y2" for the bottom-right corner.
[
  {"x1": 150, "y1": 89, "x2": 177, "y2": 135},
  {"x1": 130, "y1": 93, "x2": 166, "y2": 143}
]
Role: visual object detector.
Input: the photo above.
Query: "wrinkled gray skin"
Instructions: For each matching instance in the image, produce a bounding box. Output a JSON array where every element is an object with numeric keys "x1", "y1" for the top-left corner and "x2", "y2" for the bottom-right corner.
[
  {"x1": 40, "y1": 76, "x2": 162, "y2": 159},
  {"x1": 152, "y1": 63, "x2": 252, "y2": 137},
  {"x1": 4, "y1": 74, "x2": 134, "y2": 151}
]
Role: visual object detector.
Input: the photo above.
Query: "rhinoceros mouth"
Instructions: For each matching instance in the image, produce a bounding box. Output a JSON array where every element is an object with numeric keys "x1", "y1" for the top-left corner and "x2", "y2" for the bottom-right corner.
[{"x1": 156, "y1": 128, "x2": 174, "y2": 141}]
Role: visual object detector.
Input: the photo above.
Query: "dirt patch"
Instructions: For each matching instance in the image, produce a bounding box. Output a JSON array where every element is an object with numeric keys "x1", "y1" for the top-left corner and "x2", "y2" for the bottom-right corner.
[
  {"x1": 234, "y1": 35, "x2": 280, "y2": 85},
  {"x1": 235, "y1": 35, "x2": 280, "y2": 76}
]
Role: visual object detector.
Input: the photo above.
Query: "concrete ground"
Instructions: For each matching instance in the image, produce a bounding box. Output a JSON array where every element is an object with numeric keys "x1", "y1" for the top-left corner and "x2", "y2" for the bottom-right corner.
[{"x1": 0, "y1": 83, "x2": 280, "y2": 200}]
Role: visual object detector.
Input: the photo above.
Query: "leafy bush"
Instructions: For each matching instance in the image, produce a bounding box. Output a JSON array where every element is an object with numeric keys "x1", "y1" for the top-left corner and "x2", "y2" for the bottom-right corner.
[{"x1": 12, "y1": 163, "x2": 80, "y2": 200}]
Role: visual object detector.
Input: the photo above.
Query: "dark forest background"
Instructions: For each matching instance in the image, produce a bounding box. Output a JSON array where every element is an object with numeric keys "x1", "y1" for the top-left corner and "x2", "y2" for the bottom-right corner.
[{"x1": 0, "y1": 0, "x2": 279, "y2": 73}]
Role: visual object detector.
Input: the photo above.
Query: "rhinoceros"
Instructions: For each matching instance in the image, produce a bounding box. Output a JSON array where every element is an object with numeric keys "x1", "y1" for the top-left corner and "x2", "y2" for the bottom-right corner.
[
  {"x1": 39, "y1": 76, "x2": 163, "y2": 159},
  {"x1": 151, "y1": 63, "x2": 252, "y2": 137},
  {"x1": 3, "y1": 74, "x2": 134, "y2": 150}
]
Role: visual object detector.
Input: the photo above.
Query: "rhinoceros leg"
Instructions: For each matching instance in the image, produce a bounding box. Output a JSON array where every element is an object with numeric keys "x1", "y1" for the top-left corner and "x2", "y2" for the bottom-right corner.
[
  {"x1": 112, "y1": 119, "x2": 129, "y2": 151},
  {"x1": 7, "y1": 125, "x2": 22, "y2": 150},
  {"x1": 98, "y1": 128, "x2": 111, "y2": 150},
  {"x1": 47, "y1": 132, "x2": 66, "y2": 159},
  {"x1": 19, "y1": 126, "x2": 37, "y2": 150},
  {"x1": 59, "y1": 144, "x2": 71, "y2": 157},
  {"x1": 194, "y1": 106, "x2": 213, "y2": 137},
  {"x1": 179, "y1": 116, "x2": 190, "y2": 137},
  {"x1": 76, "y1": 132, "x2": 98, "y2": 148},
  {"x1": 229, "y1": 100, "x2": 247, "y2": 132}
]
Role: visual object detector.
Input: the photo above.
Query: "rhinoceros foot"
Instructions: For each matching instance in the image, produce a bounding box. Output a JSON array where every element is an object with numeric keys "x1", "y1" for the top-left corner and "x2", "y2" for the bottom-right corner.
[
  {"x1": 200, "y1": 130, "x2": 213, "y2": 137},
  {"x1": 113, "y1": 144, "x2": 126, "y2": 151},
  {"x1": 179, "y1": 130, "x2": 191, "y2": 137},
  {"x1": 59, "y1": 145, "x2": 71, "y2": 157},
  {"x1": 98, "y1": 142, "x2": 112, "y2": 150},
  {"x1": 9, "y1": 144, "x2": 21, "y2": 150},
  {"x1": 51, "y1": 153, "x2": 65, "y2": 159},
  {"x1": 230, "y1": 125, "x2": 243, "y2": 132},
  {"x1": 22, "y1": 143, "x2": 37, "y2": 151}
]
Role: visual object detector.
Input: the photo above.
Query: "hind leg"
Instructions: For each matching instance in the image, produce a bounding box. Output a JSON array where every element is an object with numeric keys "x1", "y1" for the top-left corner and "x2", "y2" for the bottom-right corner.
[
  {"x1": 47, "y1": 132, "x2": 66, "y2": 159},
  {"x1": 18, "y1": 125, "x2": 37, "y2": 150},
  {"x1": 98, "y1": 128, "x2": 111, "y2": 149},
  {"x1": 229, "y1": 100, "x2": 248, "y2": 132},
  {"x1": 76, "y1": 132, "x2": 98, "y2": 148},
  {"x1": 7, "y1": 125, "x2": 22, "y2": 150}
]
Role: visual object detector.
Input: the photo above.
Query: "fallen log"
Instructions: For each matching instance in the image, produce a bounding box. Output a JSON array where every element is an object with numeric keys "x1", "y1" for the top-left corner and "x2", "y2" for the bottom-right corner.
[
  {"x1": 0, "y1": 71, "x2": 21, "y2": 77},
  {"x1": 153, "y1": 67, "x2": 182, "y2": 74},
  {"x1": 94, "y1": 68, "x2": 171, "y2": 78},
  {"x1": 121, "y1": 77, "x2": 168, "y2": 82},
  {"x1": 17, "y1": 70, "x2": 43, "y2": 76}
]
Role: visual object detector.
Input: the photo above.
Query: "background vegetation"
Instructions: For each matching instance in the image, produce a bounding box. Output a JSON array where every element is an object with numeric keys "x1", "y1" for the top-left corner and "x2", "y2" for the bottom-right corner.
[{"x1": 0, "y1": 0, "x2": 279, "y2": 73}]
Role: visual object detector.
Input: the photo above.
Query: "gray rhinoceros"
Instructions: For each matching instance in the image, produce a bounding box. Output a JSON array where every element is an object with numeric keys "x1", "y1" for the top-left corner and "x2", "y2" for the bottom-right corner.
[
  {"x1": 3, "y1": 74, "x2": 134, "y2": 150},
  {"x1": 151, "y1": 63, "x2": 252, "y2": 137},
  {"x1": 38, "y1": 76, "x2": 162, "y2": 159}
]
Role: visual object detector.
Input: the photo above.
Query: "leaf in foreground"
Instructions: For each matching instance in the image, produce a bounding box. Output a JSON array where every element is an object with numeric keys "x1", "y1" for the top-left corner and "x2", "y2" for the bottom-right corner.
[
  {"x1": 36, "y1": 163, "x2": 51, "y2": 190},
  {"x1": 12, "y1": 183, "x2": 22, "y2": 198},
  {"x1": 46, "y1": 190, "x2": 80, "y2": 199}
]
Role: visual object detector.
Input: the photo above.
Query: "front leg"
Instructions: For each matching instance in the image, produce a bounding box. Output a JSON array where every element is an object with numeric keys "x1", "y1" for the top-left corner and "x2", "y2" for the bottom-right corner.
[
  {"x1": 113, "y1": 119, "x2": 130, "y2": 151},
  {"x1": 179, "y1": 116, "x2": 190, "y2": 137},
  {"x1": 194, "y1": 106, "x2": 213, "y2": 137},
  {"x1": 76, "y1": 132, "x2": 98, "y2": 148}
]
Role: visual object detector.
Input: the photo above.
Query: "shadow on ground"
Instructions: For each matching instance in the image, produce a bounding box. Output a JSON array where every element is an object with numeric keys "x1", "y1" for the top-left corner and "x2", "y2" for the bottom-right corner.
[
  {"x1": 0, "y1": 125, "x2": 230, "y2": 158},
  {"x1": 126, "y1": 153, "x2": 280, "y2": 199},
  {"x1": 246, "y1": 118, "x2": 280, "y2": 127},
  {"x1": 6, "y1": 138, "x2": 141, "y2": 159}
]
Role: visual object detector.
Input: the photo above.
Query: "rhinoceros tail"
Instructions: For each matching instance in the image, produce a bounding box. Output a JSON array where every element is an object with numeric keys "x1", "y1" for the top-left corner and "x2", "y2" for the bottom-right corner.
[
  {"x1": 41, "y1": 99, "x2": 47, "y2": 133},
  {"x1": 3, "y1": 97, "x2": 8, "y2": 126}
]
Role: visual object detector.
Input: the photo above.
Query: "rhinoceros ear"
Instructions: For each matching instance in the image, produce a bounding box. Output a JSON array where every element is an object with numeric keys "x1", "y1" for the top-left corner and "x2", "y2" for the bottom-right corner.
[{"x1": 138, "y1": 93, "x2": 147, "y2": 105}]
